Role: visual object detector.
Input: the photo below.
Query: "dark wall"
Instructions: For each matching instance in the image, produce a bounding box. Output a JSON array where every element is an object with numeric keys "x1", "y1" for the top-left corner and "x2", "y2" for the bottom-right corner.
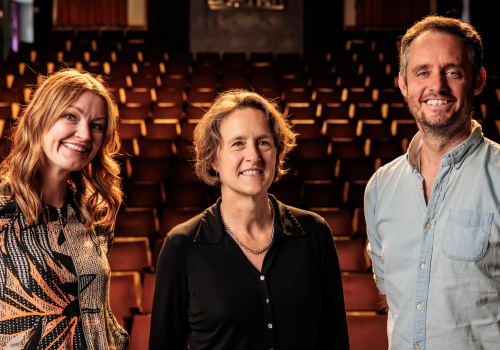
[
  {"x1": 190, "y1": 1, "x2": 303, "y2": 55},
  {"x1": 148, "y1": 0, "x2": 189, "y2": 52},
  {"x1": 470, "y1": 1, "x2": 500, "y2": 75},
  {"x1": 304, "y1": 0, "x2": 344, "y2": 53}
]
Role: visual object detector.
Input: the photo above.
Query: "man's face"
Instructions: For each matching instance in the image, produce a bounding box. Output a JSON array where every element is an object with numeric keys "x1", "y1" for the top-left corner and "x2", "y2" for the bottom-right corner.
[{"x1": 399, "y1": 31, "x2": 485, "y2": 139}]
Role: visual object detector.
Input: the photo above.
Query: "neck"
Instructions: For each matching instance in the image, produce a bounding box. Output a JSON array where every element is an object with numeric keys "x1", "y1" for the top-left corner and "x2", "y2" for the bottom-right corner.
[
  {"x1": 419, "y1": 120, "x2": 473, "y2": 166},
  {"x1": 220, "y1": 190, "x2": 272, "y2": 238},
  {"x1": 38, "y1": 164, "x2": 70, "y2": 208}
]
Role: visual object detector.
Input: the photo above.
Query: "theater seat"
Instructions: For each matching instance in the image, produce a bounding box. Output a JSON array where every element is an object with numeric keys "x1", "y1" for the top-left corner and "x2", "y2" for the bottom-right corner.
[
  {"x1": 342, "y1": 273, "x2": 383, "y2": 311},
  {"x1": 115, "y1": 208, "x2": 158, "y2": 239},
  {"x1": 335, "y1": 238, "x2": 369, "y2": 272},
  {"x1": 165, "y1": 182, "x2": 211, "y2": 208},
  {"x1": 141, "y1": 273, "x2": 156, "y2": 314},
  {"x1": 346, "y1": 181, "x2": 368, "y2": 208},
  {"x1": 109, "y1": 271, "x2": 142, "y2": 331},
  {"x1": 128, "y1": 314, "x2": 152, "y2": 350},
  {"x1": 123, "y1": 182, "x2": 165, "y2": 208},
  {"x1": 302, "y1": 181, "x2": 345, "y2": 208},
  {"x1": 160, "y1": 208, "x2": 201, "y2": 236},
  {"x1": 152, "y1": 237, "x2": 166, "y2": 268},
  {"x1": 130, "y1": 158, "x2": 171, "y2": 182},
  {"x1": 314, "y1": 209, "x2": 353, "y2": 237},
  {"x1": 347, "y1": 314, "x2": 388, "y2": 350},
  {"x1": 296, "y1": 158, "x2": 336, "y2": 181},
  {"x1": 108, "y1": 237, "x2": 154, "y2": 272}
]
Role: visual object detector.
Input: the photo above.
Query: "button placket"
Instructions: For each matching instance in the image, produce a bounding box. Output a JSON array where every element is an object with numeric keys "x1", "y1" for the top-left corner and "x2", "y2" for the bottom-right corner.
[{"x1": 257, "y1": 273, "x2": 275, "y2": 349}]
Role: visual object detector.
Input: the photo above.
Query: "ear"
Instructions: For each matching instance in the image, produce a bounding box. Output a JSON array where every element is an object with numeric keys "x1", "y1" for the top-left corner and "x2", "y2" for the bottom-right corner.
[
  {"x1": 398, "y1": 73, "x2": 408, "y2": 97},
  {"x1": 212, "y1": 157, "x2": 218, "y2": 173},
  {"x1": 473, "y1": 67, "x2": 487, "y2": 96}
]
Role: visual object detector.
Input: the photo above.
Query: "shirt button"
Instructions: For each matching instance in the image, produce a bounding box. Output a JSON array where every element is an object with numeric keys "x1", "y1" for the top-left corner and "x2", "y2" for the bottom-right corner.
[
  {"x1": 260, "y1": 276, "x2": 265, "y2": 281},
  {"x1": 268, "y1": 323, "x2": 273, "y2": 329},
  {"x1": 266, "y1": 299, "x2": 270, "y2": 304},
  {"x1": 426, "y1": 223, "x2": 432, "y2": 229},
  {"x1": 454, "y1": 163, "x2": 459, "y2": 168},
  {"x1": 415, "y1": 345, "x2": 421, "y2": 350},
  {"x1": 417, "y1": 304, "x2": 423, "y2": 310},
  {"x1": 418, "y1": 185, "x2": 423, "y2": 190},
  {"x1": 421, "y1": 263, "x2": 427, "y2": 270}
]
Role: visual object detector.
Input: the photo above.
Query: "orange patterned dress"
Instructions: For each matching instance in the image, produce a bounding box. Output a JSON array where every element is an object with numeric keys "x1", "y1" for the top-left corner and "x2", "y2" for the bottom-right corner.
[{"x1": 0, "y1": 201, "x2": 89, "y2": 349}]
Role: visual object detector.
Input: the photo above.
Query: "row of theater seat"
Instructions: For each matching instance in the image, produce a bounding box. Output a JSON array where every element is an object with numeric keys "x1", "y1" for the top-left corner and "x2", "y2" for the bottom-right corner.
[{"x1": 2, "y1": 32, "x2": 499, "y2": 349}]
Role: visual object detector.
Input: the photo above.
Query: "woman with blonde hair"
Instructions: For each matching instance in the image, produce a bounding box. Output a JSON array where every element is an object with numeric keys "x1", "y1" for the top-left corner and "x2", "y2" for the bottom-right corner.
[
  {"x1": 150, "y1": 90, "x2": 349, "y2": 349},
  {"x1": 0, "y1": 69, "x2": 128, "y2": 349}
]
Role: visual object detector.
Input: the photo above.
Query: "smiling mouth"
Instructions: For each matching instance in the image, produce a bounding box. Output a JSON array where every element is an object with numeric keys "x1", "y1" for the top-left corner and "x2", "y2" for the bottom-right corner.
[
  {"x1": 241, "y1": 170, "x2": 263, "y2": 175},
  {"x1": 425, "y1": 99, "x2": 453, "y2": 106},
  {"x1": 62, "y1": 142, "x2": 87, "y2": 152}
]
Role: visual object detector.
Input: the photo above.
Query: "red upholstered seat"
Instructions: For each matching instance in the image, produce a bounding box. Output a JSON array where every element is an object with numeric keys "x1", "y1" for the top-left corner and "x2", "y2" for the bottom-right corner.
[
  {"x1": 128, "y1": 314, "x2": 152, "y2": 350},
  {"x1": 302, "y1": 182, "x2": 345, "y2": 208},
  {"x1": 342, "y1": 273, "x2": 383, "y2": 311},
  {"x1": 346, "y1": 314, "x2": 388, "y2": 350},
  {"x1": 160, "y1": 208, "x2": 201, "y2": 236},
  {"x1": 335, "y1": 238, "x2": 369, "y2": 272},
  {"x1": 109, "y1": 272, "x2": 142, "y2": 332},
  {"x1": 314, "y1": 209, "x2": 353, "y2": 237},
  {"x1": 123, "y1": 182, "x2": 165, "y2": 207},
  {"x1": 115, "y1": 208, "x2": 158, "y2": 238},
  {"x1": 108, "y1": 237, "x2": 154, "y2": 272}
]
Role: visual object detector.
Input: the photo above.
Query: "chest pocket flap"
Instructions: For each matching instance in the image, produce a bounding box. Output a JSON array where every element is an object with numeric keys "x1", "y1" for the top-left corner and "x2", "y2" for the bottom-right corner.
[{"x1": 441, "y1": 209, "x2": 493, "y2": 262}]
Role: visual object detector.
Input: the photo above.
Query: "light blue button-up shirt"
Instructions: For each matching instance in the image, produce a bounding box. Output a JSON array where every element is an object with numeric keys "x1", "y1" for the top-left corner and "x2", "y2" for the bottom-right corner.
[{"x1": 365, "y1": 120, "x2": 500, "y2": 350}]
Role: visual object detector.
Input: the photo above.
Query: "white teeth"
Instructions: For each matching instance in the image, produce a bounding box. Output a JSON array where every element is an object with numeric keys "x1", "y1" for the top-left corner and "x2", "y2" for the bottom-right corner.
[
  {"x1": 63, "y1": 142, "x2": 86, "y2": 152},
  {"x1": 426, "y1": 100, "x2": 449, "y2": 106},
  {"x1": 242, "y1": 170, "x2": 262, "y2": 175}
]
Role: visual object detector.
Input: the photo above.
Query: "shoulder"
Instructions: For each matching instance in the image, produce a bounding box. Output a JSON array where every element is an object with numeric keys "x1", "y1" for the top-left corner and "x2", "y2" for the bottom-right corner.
[
  {"x1": 167, "y1": 210, "x2": 206, "y2": 244},
  {"x1": 284, "y1": 204, "x2": 327, "y2": 230},
  {"x1": 482, "y1": 137, "x2": 500, "y2": 162},
  {"x1": 0, "y1": 197, "x2": 19, "y2": 218},
  {"x1": 280, "y1": 203, "x2": 332, "y2": 241}
]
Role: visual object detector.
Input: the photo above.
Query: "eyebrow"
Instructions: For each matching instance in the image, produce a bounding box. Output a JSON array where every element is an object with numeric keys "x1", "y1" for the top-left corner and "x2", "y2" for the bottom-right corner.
[
  {"x1": 68, "y1": 105, "x2": 84, "y2": 114},
  {"x1": 68, "y1": 105, "x2": 107, "y2": 121},
  {"x1": 227, "y1": 134, "x2": 273, "y2": 143}
]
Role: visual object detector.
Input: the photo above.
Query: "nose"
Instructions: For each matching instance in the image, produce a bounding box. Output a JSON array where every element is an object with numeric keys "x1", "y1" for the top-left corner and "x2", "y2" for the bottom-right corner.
[
  {"x1": 75, "y1": 122, "x2": 91, "y2": 141},
  {"x1": 246, "y1": 143, "x2": 261, "y2": 164},
  {"x1": 429, "y1": 72, "x2": 450, "y2": 94}
]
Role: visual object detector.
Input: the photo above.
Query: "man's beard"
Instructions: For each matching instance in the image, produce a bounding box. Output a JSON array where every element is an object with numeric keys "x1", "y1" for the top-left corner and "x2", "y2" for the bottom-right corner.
[{"x1": 406, "y1": 89, "x2": 475, "y2": 142}]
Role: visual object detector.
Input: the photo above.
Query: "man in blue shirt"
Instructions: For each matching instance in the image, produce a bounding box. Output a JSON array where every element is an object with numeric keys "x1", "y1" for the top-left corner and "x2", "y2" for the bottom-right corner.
[{"x1": 365, "y1": 16, "x2": 500, "y2": 350}]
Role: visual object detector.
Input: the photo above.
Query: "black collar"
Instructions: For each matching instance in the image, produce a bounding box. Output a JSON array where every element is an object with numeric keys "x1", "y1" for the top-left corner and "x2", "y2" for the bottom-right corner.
[{"x1": 193, "y1": 194, "x2": 307, "y2": 245}]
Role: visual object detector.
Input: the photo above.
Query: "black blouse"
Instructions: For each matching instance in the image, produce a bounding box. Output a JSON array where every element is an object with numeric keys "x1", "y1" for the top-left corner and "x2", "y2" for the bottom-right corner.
[{"x1": 149, "y1": 195, "x2": 349, "y2": 350}]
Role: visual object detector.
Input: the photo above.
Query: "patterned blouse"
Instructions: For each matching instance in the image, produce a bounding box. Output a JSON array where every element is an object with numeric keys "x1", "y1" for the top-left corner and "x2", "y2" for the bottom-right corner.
[{"x1": 0, "y1": 197, "x2": 103, "y2": 349}]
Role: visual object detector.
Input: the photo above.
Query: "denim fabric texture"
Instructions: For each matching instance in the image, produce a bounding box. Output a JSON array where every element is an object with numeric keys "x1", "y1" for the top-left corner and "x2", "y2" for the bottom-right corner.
[{"x1": 365, "y1": 120, "x2": 500, "y2": 350}]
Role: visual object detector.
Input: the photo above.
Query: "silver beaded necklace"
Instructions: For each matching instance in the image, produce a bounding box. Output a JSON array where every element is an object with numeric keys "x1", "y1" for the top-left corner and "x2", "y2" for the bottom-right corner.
[{"x1": 220, "y1": 200, "x2": 275, "y2": 254}]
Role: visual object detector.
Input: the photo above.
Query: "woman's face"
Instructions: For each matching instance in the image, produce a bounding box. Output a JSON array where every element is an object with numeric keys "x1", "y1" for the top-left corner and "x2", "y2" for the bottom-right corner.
[
  {"x1": 40, "y1": 90, "x2": 107, "y2": 178},
  {"x1": 214, "y1": 107, "x2": 277, "y2": 200}
]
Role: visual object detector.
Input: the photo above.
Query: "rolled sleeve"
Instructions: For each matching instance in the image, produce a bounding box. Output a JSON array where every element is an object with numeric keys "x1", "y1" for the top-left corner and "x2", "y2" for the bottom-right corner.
[{"x1": 364, "y1": 171, "x2": 386, "y2": 295}]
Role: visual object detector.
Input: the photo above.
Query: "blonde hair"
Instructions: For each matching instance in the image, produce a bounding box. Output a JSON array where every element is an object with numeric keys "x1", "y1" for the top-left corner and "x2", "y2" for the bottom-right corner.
[
  {"x1": 0, "y1": 68, "x2": 122, "y2": 230},
  {"x1": 193, "y1": 90, "x2": 297, "y2": 186}
]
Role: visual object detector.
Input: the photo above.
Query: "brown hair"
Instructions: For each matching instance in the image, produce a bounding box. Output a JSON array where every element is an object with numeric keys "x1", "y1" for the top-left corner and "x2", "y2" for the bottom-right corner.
[
  {"x1": 0, "y1": 68, "x2": 122, "y2": 230},
  {"x1": 193, "y1": 90, "x2": 297, "y2": 186},
  {"x1": 400, "y1": 15, "x2": 483, "y2": 84}
]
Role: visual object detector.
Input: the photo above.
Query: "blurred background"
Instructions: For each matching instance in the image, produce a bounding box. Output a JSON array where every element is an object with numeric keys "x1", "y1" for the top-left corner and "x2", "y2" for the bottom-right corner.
[{"x1": 0, "y1": 1, "x2": 498, "y2": 349}]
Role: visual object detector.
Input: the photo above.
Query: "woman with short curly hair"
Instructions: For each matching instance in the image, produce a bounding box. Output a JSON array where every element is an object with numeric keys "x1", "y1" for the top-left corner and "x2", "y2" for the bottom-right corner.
[
  {"x1": 150, "y1": 90, "x2": 349, "y2": 349},
  {"x1": 0, "y1": 69, "x2": 128, "y2": 349}
]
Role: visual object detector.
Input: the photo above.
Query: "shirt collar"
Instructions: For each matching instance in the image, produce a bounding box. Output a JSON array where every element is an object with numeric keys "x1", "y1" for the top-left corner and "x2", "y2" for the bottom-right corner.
[
  {"x1": 193, "y1": 194, "x2": 307, "y2": 245},
  {"x1": 405, "y1": 120, "x2": 484, "y2": 171}
]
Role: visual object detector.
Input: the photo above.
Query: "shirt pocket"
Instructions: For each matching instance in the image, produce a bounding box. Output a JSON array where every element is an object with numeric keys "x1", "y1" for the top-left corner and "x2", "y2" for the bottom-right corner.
[{"x1": 441, "y1": 209, "x2": 493, "y2": 262}]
